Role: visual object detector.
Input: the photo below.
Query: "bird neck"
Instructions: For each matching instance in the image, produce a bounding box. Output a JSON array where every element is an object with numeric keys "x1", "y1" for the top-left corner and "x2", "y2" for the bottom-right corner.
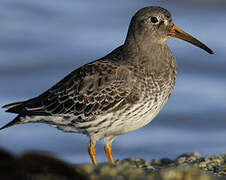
[{"x1": 123, "y1": 27, "x2": 173, "y2": 68}]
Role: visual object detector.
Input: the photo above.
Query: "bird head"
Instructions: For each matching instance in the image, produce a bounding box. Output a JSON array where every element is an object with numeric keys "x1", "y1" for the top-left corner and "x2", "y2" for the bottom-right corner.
[{"x1": 128, "y1": 6, "x2": 213, "y2": 54}]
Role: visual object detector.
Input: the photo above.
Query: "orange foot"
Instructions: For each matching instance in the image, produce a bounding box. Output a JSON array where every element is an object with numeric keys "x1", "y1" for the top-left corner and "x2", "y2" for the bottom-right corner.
[
  {"x1": 88, "y1": 141, "x2": 98, "y2": 166},
  {"x1": 104, "y1": 144, "x2": 115, "y2": 164}
]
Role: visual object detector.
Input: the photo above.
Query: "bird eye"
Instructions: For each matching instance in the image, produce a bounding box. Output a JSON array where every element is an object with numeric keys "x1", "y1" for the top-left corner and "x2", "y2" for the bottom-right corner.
[{"x1": 150, "y1": 17, "x2": 158, "y2": 23}]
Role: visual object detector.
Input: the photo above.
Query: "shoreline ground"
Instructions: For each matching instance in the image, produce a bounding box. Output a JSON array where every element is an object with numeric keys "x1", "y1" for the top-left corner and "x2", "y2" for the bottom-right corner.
[{"x1": 0, "y1": 148, "x2": 225, "y2": 180}]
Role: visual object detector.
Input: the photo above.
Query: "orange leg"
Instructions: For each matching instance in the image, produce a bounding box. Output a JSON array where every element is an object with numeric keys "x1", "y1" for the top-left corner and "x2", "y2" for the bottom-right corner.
[
  {"x1": 88, "y1": 141, "x2": 98, "y2": 166},
  {"x1": 104, "y1": 144, "x2": 115, "y2": 164}
]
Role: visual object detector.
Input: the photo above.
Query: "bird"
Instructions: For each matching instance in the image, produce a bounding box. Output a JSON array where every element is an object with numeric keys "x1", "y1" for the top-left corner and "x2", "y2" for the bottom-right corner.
[{"x1": 1, "y1": 6, "x2": 213, "y2": 166}]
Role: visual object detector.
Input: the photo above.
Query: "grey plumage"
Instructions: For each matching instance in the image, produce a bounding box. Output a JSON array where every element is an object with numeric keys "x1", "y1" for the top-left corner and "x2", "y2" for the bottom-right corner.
[{"x1": 1, "y1": 6, "x2": 213, "y2": 164}]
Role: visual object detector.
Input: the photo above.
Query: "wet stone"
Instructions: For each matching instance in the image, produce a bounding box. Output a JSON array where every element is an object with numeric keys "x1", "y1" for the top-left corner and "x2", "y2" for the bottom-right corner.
[{"x1": 160, "y1": 157, "x2": 174, "y2": 165}]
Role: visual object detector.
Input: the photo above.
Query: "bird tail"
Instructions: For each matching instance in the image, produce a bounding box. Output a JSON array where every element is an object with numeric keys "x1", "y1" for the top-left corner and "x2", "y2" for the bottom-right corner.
[
  {"x1": 2, "y1": 100, "x2": 27, "y2": 109},
  {"x1": 1, "y1": 100, "x2": 27, "y2": 130},
  {"x1": 0, "y1": 115, "x2": 22, "y2": 130}
]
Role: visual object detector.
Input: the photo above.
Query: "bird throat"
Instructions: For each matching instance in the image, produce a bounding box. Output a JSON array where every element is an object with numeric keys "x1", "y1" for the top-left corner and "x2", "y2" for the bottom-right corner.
[{"x1": 123, "y1": 32, "x2": 173, "y2": 74}]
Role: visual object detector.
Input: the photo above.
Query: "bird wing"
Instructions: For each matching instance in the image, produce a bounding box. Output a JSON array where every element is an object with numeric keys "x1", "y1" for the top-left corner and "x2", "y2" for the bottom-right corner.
[{"x1": 6, "y1": 59, "x2": 135, "y2": 117}]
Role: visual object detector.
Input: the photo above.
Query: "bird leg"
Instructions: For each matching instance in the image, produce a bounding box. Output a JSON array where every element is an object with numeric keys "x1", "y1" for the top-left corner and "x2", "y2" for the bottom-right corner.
[
  {"x1": 88, "y1": 141, "x2": 98, "y2": 166},
  {"x1": 104, "y1": 144, "x2": 115, "y2": 164}
]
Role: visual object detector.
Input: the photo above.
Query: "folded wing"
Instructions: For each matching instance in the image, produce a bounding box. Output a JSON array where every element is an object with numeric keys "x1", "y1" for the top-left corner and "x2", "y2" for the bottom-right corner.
[{"x1": 5, "y1": 60, "x2": 133, "y2": 118}]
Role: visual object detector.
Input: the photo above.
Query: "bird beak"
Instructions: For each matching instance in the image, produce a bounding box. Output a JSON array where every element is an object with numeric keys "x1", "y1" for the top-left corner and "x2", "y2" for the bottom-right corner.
[{"x1": 170, "y1": 25, "x2": 214, "y2": 54}]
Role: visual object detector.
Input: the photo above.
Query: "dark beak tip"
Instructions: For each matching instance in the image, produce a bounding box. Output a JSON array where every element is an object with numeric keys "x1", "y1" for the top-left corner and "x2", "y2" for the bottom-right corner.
[{"x1": 207, "y1": 48, "x2": 214, "y2": 54}]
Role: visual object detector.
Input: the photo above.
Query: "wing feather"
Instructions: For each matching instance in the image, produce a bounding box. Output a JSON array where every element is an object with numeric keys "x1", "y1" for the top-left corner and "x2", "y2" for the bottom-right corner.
[{"x1": 13, "y1": 60, "x2": 133, "y2": 117}]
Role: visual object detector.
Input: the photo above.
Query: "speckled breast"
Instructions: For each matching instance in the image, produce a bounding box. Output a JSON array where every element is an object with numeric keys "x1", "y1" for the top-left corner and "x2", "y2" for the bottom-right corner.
[{"x1": 101, "y1": 62, "x2": 177, "y2": 137}]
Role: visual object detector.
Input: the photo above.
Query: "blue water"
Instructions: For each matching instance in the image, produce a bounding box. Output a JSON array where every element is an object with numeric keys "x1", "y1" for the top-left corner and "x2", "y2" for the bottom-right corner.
[{"x1": 0, "y1": 0, "x2": 225, "y2": 164}]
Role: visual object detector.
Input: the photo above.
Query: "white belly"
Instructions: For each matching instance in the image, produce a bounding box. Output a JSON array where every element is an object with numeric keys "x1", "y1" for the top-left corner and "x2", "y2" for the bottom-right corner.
[{"x1": 93, "y1": 92, "x2": 170, "y2": 139}]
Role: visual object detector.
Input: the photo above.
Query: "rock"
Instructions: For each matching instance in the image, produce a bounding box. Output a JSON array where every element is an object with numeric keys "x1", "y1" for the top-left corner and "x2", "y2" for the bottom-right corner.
[
  {"x1": 176, "y1": 152, "x2": 201, "y2": 164},
  {"x1": 0, "y1": 149, "x2": 88, "y2": 180},
  {"x1": 78, "y1": 163, "x2": 216, "y2": 180},
  {"x1": 0, "y1": 148, "x2": 225, "y2": 180}
]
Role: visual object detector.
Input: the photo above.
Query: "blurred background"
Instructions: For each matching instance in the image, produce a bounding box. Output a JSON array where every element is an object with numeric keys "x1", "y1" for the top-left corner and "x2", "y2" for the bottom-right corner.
[{"x1": 0, "y1": 0, "x2": 225, "y2": 164}]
